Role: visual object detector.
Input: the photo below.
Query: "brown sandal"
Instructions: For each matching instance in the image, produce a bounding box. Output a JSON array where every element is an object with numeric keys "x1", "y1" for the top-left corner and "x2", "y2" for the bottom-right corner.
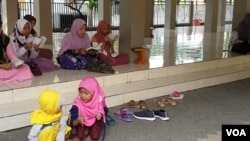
[
  {"x1": 138, "y1": 100, "x2": 147, "y2": 109},
  {"x1": 125, "y1": 100, "x2": 147, "y2": 109},
  {"x1": 126, "y1": 100, "x2": 140, "y2": 109},
  {"x1": 163, "y1": 97, "x2": 176, "y2": 106},
  {"x1": 154, "y1": 99, "x2": 165, "y2": 108}
]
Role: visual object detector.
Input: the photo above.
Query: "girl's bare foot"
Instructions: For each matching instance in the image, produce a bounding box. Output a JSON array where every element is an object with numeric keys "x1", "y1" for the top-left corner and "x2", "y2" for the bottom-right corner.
[
  {"x1": 86, "y1": 135, "x2": 92, "y2": 141},
  {"x1": 72, "y1": 136, "x2": 81, "y2": 141}
]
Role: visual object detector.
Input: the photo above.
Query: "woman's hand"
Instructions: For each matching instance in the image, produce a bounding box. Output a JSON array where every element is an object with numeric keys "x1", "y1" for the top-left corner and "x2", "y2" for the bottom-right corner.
[
  {"x1": 0, "y1": 63, "x2": 12, "y2": 70},
  {"x1": 75, "y1": 49, "x2": 80, "y2": 54},
  {"x1": 80, "y1": 48, "x2": 87, "y2": 55},
  {"x1": 77, "y1": 115, "x2": 84, "y2": 124},
  {"x1": 96, "y1": 113, "x2": 102, "y2": 120},
  {"x1": 33, "y1": 44, "x2": 40, "y2": 52},
  {"x1": 25, "y1": 42, "x2": 33, "y2": 50}
]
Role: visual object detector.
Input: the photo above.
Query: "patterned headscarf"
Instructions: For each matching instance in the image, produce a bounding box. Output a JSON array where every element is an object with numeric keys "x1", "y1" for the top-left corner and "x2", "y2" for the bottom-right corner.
[
  {"x1": 9, "y1": 19, "x2": 32, "y2": 48},
  {"x1": 73, "y1": 76, "x2": 106, "y2": 126},
  {"x1": 58, "y1": 18, "x2": 91, "y2": 56}
]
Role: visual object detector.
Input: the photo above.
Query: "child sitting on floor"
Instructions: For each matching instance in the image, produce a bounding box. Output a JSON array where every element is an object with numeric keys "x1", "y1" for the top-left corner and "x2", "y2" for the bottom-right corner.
[
  {"x1": 28, "y1": 90, "x2": 71, "y2": 141},
  {"x1": 68, "y1": 77, "x2": 106, "y2": 141}
]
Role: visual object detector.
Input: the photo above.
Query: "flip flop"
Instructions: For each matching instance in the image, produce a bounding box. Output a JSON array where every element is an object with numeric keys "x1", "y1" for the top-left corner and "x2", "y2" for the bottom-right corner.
[
  {"x1": 163, "y1": 97, "x2": 176, "y2": 106},
  {"x1": 153, "y1": 99, "x2": 165, "y2": 108},
  {"x1": 106, "y1": 115, "x2": 116, "y2": 126},
  {"x1": 170, "y1": 91, "x2": 184, "y2": 99},
  {"x1": 114, "y1": 109, "x2": 132, "y2": 122},
  {"x1": 114, "y1": 107, "x2": 134, "y2": 115},
  {"x1": 138, "y1": 100, "x2": 147, "y2": 109},
  {"x1": 125, "y1": 100, "x2": 140, "y2": 109}
]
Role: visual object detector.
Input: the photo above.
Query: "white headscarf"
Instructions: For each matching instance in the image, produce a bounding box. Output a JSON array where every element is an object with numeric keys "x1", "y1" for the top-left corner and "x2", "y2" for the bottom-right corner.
[{"x1": 9, "y1": 19, "x2": 32, "y2": 48}]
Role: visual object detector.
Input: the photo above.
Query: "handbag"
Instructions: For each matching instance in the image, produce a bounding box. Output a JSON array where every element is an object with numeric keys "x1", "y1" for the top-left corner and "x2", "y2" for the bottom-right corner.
[
  {"x1": 27, "y1": 61, "x2": 42, "y2": 76},
  {"x1": 87, "y1": 57, "x2": 115, "y2": 74}
]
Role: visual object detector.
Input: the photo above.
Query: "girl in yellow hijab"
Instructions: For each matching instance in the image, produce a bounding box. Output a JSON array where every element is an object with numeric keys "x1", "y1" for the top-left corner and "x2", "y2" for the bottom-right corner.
[{"x1": 28, "y1": 90, "x2": 71, "y2": 141}]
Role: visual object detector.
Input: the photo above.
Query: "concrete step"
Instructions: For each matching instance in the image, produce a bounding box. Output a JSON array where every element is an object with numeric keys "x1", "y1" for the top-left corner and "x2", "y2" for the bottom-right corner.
[{"x1": 1, "y1": 55, "x2": 250, "y2": 132}]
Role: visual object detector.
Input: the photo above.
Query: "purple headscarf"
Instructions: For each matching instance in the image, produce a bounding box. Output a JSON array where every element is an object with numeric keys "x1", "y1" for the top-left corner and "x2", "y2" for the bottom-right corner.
[{"x1": 58, "y1": 19, "x2": 91, "y2": 56}]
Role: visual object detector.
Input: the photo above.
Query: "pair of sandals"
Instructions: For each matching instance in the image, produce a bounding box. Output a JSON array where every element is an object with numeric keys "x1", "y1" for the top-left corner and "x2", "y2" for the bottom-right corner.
[
  {"x1": 125, "y1": 100, "x2": 147, "y2": 109},
  {"x1": 154, "y1": 96, "x2": 176, "y2": 108},
  {"x1": 114, "y1": 107, "x2": 134, "y2": 122}
]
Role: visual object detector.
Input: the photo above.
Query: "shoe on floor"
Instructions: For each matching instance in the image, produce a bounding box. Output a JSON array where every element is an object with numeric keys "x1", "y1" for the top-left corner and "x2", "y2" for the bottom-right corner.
[
  {"x1": 153, "y1": 109, "x2": 170, "y2": 121},
  {"x1": 170, "y1": 91, "x2": 184, "y2": 99},
  {"x1": 132, "y1": 109, "x2": 156, "y2": 121},
  {"x1": 114, "y1": 107, "x2": 134, "y2": 115},
  {"x1": 154, "y1": 99, "x2": 165, "y2": 108},
  {"x1": 106, "y1": 115, "x2": 116, "y2": 126},
  {"x1": 115, "y1": 112, "x2": 132, "y2": 122}
]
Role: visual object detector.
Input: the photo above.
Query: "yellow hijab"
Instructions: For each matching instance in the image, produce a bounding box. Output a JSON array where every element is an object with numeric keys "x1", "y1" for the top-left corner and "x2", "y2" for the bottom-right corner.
[{"x1": 30, "y1": 90, "x2": 63, "y2": 124}]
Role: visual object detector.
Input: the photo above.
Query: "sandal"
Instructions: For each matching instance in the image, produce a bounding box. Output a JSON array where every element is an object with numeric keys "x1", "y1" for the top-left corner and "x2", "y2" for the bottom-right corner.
[
  {"x1": 106, "y1": 115, "x2": 116, "y2": 126},
  {"x1": 125, "y1": 100, "x2": 140, "y2": 109},
  {"x1": 114, "y1": 110, "x2": 132, "y2": 122},
  {"x1": 153, "y1": 99, "x2": 165, "y2": 108},
  {"x1": 126, "y1": 100, "x2": 147, "y2": 109},
  {"x1": 163, "y1": 97, "x2": 176, "y2": 106},
  {"x1": 170, "y1": 91, "x2": 184, "y2": 99},
  {"x1": 114, "y1": 107, "x2": 134, "y2": 115},
  {"x1": 138, "y1": 100, "x2": 147, "y2": 109}
]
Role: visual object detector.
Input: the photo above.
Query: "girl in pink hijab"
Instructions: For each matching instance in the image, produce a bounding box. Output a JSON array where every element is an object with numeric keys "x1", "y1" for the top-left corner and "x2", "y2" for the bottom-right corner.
[
  {"x1": 69, "y1": 76, "x2": 106, "y2": 141},
  {"x1": 57, "y1": 18, "x2": 91, "y2": 70},
  {"x1": 92, "y1": 20, "x2": 129, "y2": 66}
]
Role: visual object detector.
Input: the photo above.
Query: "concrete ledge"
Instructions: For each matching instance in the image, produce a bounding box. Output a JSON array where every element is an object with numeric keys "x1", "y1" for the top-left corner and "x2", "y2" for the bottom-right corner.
[{"x1": 1, "y1": 60, "x2": 250, "y2": 132}]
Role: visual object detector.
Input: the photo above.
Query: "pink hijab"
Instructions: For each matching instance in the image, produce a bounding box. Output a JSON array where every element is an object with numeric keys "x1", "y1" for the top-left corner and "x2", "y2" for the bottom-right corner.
[
  {"x1": 58, "y1": 18, "x2": 91, "y2": 56},
  {"x1": 73, "y1": 76, "x2": 106, "y2": 126}
]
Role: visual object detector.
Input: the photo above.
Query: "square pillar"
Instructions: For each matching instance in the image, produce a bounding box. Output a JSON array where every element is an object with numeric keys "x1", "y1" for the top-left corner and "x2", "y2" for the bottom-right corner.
[
  {"x1": 98, "y1": 0, "x2": 111, "y2": 23},
  {"x1": 144, "y1": 0, "x2": 154, "y2": 38},
  {"x1": 164, "y1": 0, "x2": 177, "y2": 30},
  {"x1": 119, "y1": 0, "x2": 146, "y2": 62},
  {"x1": 33, "y1": 0, "x2": 53, "y2": 45},
  {"x1": 217, "y1": 0, "x2": 226, "y2": 26},
  {"x1": 204, "y1": 0, "x2": 219, "y2": 32},
  {"x1": 232, "y1": 0, "x2": 250, "y2": 30},
  {"x1": 2, "y1": 0, "x2": 19, "y2": 35}
]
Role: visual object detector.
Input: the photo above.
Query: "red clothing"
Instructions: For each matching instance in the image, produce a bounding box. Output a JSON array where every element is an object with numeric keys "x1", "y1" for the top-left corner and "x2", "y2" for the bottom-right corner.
[{"x1": 92, "y1": 20, "x2": 129, "y2": 66}]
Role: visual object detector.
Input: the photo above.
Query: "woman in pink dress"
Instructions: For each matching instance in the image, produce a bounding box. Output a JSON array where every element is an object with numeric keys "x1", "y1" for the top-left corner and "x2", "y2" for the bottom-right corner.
[
  {"x1": 0, "y1": 62, "x2": 33, "y2": 84},
  {"x1": 0, "y1": 19, "x2": 33, "y2": 84},
  {"x1": 92, "y1": 20, "x2": 129, "y2": 66}
]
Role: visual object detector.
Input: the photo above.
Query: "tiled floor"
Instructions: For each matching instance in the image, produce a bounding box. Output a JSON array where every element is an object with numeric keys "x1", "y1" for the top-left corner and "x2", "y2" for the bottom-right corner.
[{"x1": 1, "y1": 77, "x2": 250, "y2": 141}]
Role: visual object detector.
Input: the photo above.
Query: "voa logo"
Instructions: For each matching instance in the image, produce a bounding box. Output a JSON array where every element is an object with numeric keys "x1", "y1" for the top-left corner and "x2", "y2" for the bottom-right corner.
[{"x1": 226, "y1": 129, "x2": 246, "y2": 136}]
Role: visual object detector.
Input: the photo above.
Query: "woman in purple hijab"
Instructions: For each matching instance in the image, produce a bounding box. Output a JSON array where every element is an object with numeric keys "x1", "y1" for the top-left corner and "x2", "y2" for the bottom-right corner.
[{"x1": 57, "y1": 19, "x2": 91, "y2": 70}]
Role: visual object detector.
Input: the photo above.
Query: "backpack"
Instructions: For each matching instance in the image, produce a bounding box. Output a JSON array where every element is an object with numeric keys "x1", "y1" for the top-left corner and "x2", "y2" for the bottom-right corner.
[{"x1": 38, "y1": 118, "x2": 71, "y2": 141}]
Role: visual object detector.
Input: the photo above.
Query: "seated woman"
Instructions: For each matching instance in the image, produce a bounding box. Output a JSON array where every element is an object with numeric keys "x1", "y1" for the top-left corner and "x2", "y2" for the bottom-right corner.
[
  {"x1": 57, "y1": 18, "x2": 90, "y2": 70},
  {"x1": 7, "y1": 19, "x2": 58, "y2": 75},
  {"x1": 23, "y1": 14, "x2": 52, "y2": 60},
  {"x1": 0, "y1": 20, "x2": 10, "y2": 64},
  {"x1": 0, "y1": 20, "x2": 33, "y2": 84},
  {"x1": 92, "y1": 20, "x2": 129, "y2": 66},
  {"x1": 231, "y1": 13, "x2": 250, "y2": 54},
  {"x1": 57, "y1": 18, "x2": 114, "y2": 74}
]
